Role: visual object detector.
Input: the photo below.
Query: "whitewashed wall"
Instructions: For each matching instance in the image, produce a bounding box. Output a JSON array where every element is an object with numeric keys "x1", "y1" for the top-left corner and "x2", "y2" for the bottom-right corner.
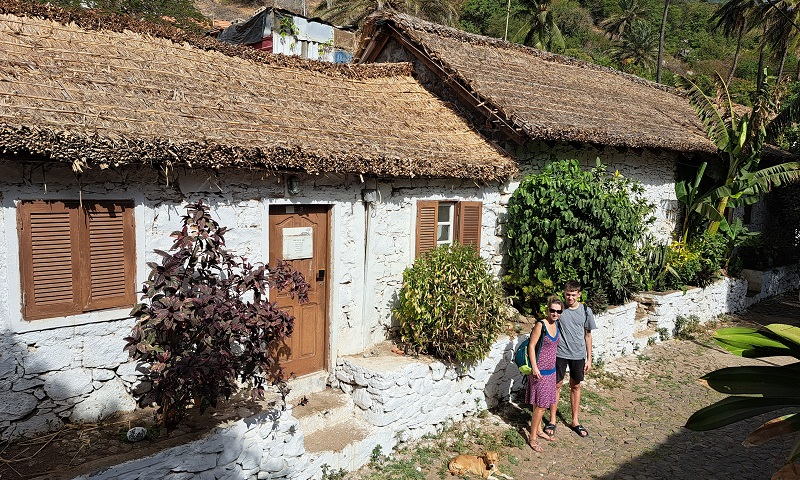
[
  {"x1": 510, "y1": 141, "x2": 681, "y2": 242},
  {"x1": 0, "y1": 161, "x2": 502, "y2": 439}
]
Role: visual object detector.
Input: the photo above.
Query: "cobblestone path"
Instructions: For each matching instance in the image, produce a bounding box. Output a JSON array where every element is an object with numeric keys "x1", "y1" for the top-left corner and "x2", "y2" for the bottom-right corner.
[{"x1": 353, "y1": 292, "x2": 800, "y2": 480}]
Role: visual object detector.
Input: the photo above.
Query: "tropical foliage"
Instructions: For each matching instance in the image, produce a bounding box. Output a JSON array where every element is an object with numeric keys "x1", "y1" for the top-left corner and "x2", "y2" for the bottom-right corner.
[
  {"x1": 315, "y1": 0, "x2": 461, "y2": 27},
  {"x1": 125, "y1": 201, "x2": 309, "y2": 427},
  {"x1": 679, "y1": 73, "x2": 800, "y2": 235},
  {"x1": 394, "y1": 243, "x2": 506, "y2": 366},
  {"x1": 613, "y1": 19, "x2": 658, "y2": 71},
  {"x1": 687, "y1": 324, "x2": 800, "y2": 478},
  {"x1": 504, "y1": 159, "x2": 653, "y2": 313}
]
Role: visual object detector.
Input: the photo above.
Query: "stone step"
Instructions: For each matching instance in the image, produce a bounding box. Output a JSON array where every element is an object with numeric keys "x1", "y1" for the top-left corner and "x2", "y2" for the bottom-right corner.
[
  {"x1": 293, "y1": 388, "x2": 355, "y2": 437},
  {"x1": 303, "y1": 417, "x2": 374, "y2": 454}
]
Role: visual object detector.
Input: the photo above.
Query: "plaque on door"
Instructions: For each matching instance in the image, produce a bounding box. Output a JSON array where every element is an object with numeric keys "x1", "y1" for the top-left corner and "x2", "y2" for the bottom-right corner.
[{"x1": 282, "y1": 227, "x2": 313, "y2": 260}]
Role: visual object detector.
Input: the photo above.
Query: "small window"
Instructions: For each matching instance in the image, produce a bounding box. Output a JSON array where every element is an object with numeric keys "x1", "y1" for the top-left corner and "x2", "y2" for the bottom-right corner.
[
  {"x1": 300, "y1": 40, "x2": 309, "y2": 58},
  {"x1": 415, "y1": 200, "x2": 482, "y2": 258},
  {"x1": 18, "y1": 200, "x2": 136, "y2": 320},
  {"x1": 436, "y1": 203, "x2": 455, "y2": 245}
]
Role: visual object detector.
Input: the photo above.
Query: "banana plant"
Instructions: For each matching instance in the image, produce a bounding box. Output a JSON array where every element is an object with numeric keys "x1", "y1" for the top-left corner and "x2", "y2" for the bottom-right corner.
[
  {"x1": 686, "y1": 324, "x2": 800, "y2": 477},
  {"x1": 681, "y1": 72, "x2": 800, "y2": 234}
]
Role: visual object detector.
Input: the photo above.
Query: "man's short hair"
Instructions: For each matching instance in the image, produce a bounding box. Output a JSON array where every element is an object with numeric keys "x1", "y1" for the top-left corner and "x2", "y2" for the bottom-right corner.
[{"x1": 564, "y1": 280, "x2": 582, "y2": 292}]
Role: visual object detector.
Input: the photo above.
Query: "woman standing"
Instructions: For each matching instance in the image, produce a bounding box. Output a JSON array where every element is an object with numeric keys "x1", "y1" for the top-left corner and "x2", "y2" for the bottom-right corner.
[{"x1": 526, "y1": 297, "x2": 563, "y2": 452}]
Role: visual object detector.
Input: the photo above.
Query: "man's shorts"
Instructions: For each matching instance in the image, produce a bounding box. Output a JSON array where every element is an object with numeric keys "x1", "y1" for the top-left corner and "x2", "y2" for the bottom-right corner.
[{"x1": 556, "y1": 357, "x2": 586, "y2": 383}]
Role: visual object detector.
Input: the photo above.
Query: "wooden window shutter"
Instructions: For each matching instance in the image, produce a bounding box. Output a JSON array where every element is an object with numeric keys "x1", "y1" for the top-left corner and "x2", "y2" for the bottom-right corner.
[
  {"x1": 457, "y1": 201, "x2": 483, "y2": 249},
  {"x1": 18, "y1": 201, "x2": 82, "y2": 320},
  {"x1": 82, "y1": 201, "x2": 136, "y2": 311},
  {"x1": 415, "y1": 200, "x2": 439, "y2": 258}
]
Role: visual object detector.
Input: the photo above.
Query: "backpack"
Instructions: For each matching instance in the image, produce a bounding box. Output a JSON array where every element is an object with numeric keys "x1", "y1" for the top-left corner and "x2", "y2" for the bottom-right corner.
[{"x1": 514, "y1": 320, "x2": 547, "y2": 376}]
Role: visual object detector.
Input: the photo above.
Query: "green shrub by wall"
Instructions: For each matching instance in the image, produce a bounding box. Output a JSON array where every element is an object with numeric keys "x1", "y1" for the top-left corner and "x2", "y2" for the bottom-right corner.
[
  {"x1": 504, "y1": 159, "x2": 653, "y2": 312},
  {"x1": 394, "y1": 243, "x2": 506, "y2": 366}
]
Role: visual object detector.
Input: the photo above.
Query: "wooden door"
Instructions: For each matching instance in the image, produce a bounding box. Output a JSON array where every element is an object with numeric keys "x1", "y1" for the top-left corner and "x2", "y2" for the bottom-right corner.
[{"x1": 269, "y1": 205, "x2": 329, "y2": 378}]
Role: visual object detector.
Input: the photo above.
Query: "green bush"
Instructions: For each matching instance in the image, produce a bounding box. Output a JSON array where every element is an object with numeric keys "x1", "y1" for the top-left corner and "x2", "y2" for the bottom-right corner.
[
  {"x1": 690, "y1": 232, "x2": 727, "y2": 287},
  {"x1": 504, "y1": 159, "x2": 653, "y2": 313},
  {"x1": 660, "y1": 241, "x2": 701, "y2": 290},
  {"x1": 394, "y1": 243, "x2": 506, "y2": 366}
]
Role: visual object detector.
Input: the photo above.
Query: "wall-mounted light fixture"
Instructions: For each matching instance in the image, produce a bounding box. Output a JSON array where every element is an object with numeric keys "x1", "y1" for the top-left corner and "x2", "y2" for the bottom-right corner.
[{"x1": 286, "y1": 175, "x2": 300, "y2": 196}]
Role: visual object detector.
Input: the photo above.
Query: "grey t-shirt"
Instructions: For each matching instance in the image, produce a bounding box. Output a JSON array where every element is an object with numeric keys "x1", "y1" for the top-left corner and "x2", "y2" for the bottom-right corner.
[{"x1": 556, "y1": 304, "x2": 597, "y2": 360}]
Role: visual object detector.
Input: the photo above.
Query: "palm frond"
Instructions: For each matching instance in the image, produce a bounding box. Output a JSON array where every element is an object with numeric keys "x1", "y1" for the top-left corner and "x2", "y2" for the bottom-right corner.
[
  {"x1": 679, "y1": 76, "x2": 731, "y2": 150},
  {"x1": 766, "y1": 93, "x2": 800, "y2": 143}
]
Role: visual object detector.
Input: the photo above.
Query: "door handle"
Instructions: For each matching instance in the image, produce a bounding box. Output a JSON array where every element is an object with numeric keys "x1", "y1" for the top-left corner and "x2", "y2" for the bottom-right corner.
[{"x1": 316, "y1": 269, "x2": 325, "y2": 281}]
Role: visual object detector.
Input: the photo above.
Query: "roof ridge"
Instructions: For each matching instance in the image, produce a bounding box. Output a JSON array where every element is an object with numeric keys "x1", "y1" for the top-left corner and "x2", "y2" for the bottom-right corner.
[
  {"x1": 379, "y1": 11, "x2": 688, "y2": 99},
  {"x1": 0, "y1": 0, "x2": 411, "y2": 79}
]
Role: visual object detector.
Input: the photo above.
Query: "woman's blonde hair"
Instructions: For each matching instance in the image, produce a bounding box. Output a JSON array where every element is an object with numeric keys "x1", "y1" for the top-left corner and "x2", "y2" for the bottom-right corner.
[{"x1": 546, "y1": 296, "x2": 564, "y2": 309}]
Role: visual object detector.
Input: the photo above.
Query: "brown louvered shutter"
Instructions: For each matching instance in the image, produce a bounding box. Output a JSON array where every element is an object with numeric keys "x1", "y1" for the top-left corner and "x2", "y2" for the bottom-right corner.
[
  {"x1": 83, "y1": 201, "x2": 136, "y2": 311},
  {"x1": 457, "y1": 201, "x2": 483, "y2": 249},
  {"x1": 415, "y1": 200, "x2": 439, "y2": 258},
  {"x1": 18, "y1": 201, "x2": 82, "y2": 320}
]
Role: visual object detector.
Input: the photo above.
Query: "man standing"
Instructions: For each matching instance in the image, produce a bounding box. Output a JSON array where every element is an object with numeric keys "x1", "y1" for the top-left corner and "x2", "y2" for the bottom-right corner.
[{"x1": 546, "y1": 281, "x2": 596, "y2": 438}]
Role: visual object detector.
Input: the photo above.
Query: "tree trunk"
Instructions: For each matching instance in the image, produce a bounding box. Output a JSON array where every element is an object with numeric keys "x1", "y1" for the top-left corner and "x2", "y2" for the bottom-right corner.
[
  {"x1": 727, "y1": 21, "x2": 746, "y2": 85},
  {"x1": 656, "y1": 0, "x2": 670, "y2": 83},
  {"x1": 777, "y1": 45, "x2": 788, "y2": 84},
  {"x1": 708, "y1": 196, "x2": 730, "y2": 234},
  {"x1": 795, "y1": 57, "x2": 800, "y2": 81}
]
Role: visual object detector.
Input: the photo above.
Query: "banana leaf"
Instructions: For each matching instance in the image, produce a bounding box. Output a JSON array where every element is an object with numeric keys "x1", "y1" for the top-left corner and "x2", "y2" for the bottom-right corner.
[
  {"x1": 686, "y1": 396, "x2": 800, "y2": 431},
  {"x1": 703, "y1": 365, "x2": 800, "y2": 397},
  {"x1": 745, "y1": 414, "x2": 800, "y2": 446}
]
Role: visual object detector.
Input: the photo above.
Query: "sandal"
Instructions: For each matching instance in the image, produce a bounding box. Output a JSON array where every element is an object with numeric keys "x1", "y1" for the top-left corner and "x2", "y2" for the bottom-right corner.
[
  {"x1": 528, "y1": 441, "x2": 544, "y2": 452},
  {"x1": 543, "y1": 422, "x2": 556, "y2": 437},
  {"x1": 570, "y1": 424, "x2": 589, "y2": 437}
]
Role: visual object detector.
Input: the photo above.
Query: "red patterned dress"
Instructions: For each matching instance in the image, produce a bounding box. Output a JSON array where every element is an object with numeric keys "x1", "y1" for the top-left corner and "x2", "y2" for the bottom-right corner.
[{"x1": 526, "y1": 323, "x2": 560, "y2": 408}]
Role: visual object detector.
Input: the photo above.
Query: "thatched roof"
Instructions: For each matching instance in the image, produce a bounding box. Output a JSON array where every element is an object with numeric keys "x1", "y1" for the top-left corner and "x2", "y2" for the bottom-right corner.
[
  {"x1": 357, "y1": 13, "x2": 717, "y2": 154},
  {"x1": 0, "y1": 2, "x2": 517, "y2": 181}
]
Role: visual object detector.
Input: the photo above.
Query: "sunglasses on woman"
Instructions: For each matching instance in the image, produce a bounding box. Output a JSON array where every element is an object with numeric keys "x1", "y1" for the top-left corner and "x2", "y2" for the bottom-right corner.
[{"x1": 549, "y1": 308, "x2": 563, "y2": 314}]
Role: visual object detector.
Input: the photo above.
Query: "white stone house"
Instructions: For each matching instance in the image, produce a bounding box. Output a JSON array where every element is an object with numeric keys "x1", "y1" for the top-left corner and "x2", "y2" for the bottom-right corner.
[
  {"x1": 0, "y1": 5, "x2": 517, "y2": 439},
  {"x1": 355, "y1": 13, "x2": 723, "y2": 242}
]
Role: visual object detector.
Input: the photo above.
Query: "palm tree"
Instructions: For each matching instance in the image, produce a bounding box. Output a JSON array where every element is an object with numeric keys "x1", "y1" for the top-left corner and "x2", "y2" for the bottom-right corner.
[
  {"x1": 601, "y1": 0, "x2": 646, "y2": 40},
  {"x1": 613, "y1": 19, "x2": 658, "y2": 72},
  {"x1": 711, "y1": 0, "x2": 753, "y2": 85},
  {"x1": 682, "y1": 73, "x2": 800, "y2": 234},
  {"x1": 655, "y1": 0, "x2": 670, "y2": 83},
  {"x1": 314, "y1": 0, "x2": 460, "y2": 28},
  {"x1": 510, "y1": 0, "x2": 565, "y2": 52}
]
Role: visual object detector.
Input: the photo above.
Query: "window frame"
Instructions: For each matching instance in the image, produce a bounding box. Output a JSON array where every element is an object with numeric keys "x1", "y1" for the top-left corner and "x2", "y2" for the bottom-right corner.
[
  {"x1": 436, "y1": 202, "x2": 455, "y2": 246},
  {"x1": 415, "y1": 200, "x2": 483, "y2": 258},
  {"x1": 17, "y1": 199, "x2": 137, "y2": 321}
]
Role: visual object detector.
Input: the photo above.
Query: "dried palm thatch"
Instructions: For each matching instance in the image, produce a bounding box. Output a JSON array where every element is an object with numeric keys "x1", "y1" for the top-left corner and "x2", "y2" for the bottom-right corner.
[
  {"x1": 0, "y1": 8, "x2": 517, "y2": 181},
  {"x1": 357, "y1": 13, "x2": 717, "y2": 154}
]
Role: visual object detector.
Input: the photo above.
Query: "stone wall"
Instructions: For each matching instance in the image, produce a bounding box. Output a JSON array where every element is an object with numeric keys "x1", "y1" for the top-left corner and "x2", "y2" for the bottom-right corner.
[{"x1": 0, "y1": 162, "x2": 502, "y2": 440}]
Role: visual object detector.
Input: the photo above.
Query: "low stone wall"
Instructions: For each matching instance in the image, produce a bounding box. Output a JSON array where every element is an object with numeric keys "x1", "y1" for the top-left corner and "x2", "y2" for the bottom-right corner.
[
  {"x1": 75, "y1": 408, "x2": 308, "y2": 480},
  {"x1": 635, "y1": 276, "x2": 750, "y2": 337},
  {"x1": 742, "y1": 265, "x2": 800, "y2": 306},
  {"x1": 0, "y1": 319, "x2": 142, "y2": 440},
  {"x1": 332, "y1": 337, "x2": 524, "y2": 443}
]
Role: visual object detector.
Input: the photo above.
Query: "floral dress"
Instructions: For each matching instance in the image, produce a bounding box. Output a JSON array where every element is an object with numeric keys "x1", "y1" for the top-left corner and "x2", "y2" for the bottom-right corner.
[{"x1": 526, "y1": 323, "x2": 560, "y2": 408}]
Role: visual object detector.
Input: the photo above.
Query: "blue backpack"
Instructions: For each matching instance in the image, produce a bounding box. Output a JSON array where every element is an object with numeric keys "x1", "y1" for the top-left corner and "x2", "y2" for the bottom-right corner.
[{"x1": 514, "y1": 320, "x2": 546, "y2": 375}]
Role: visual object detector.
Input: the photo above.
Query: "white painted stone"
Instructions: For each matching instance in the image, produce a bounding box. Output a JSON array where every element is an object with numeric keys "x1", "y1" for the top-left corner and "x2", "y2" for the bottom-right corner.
[
  {"x1": 2, "y1": 412, "x2": 62, "y2": 440},
  {"x1": 70, "y1": 378, "x2": 136, "y2": 422},
  {"x1": 82, "y1": 335, "x2": 130, "y2": 368},
  {"x1": 22, "y1": 344, "x2": 74, "y2": 375},
  {"x1": 92, "y1": 369, "x2": 116, "y2": 381},
  {"x1": 43, "y1": 368, "x2": 93, "y2": 401},
  {"x1": 0, "y1": 390, "x2": 38, "y2": 421}
]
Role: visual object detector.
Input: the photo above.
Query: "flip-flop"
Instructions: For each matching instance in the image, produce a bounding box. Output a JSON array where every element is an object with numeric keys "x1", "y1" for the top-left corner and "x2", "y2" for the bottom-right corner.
[
  {"x1": 543, "y1": 422, "x2": 556, "y2": 437},
  {"x1": 537, "y1": 431, "x2": 554, "y2": 441},
  {"x1": 570, "y1": 424, "x2": 589, "y2": 437},
  {"x1": 529, "y1": 442, "x2": 544, "y2": 452}
]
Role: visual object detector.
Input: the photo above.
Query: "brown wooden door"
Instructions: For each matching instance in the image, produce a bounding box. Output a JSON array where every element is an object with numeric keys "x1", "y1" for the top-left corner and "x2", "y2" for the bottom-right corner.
[{"x1": 269, "y1": 205, "x2": 329, "y2": 378}]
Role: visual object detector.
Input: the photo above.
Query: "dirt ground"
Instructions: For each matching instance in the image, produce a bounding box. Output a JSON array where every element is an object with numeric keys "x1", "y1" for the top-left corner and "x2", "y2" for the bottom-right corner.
[{"x1": 349, "y1": 292, "x2": 800, "y2": 480}]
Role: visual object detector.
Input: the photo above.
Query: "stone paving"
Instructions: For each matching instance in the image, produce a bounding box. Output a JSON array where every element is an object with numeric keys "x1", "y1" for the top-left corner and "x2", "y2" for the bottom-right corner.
[{"x1": 352, "y1": 292, "x2": 800, "y2": 480}]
